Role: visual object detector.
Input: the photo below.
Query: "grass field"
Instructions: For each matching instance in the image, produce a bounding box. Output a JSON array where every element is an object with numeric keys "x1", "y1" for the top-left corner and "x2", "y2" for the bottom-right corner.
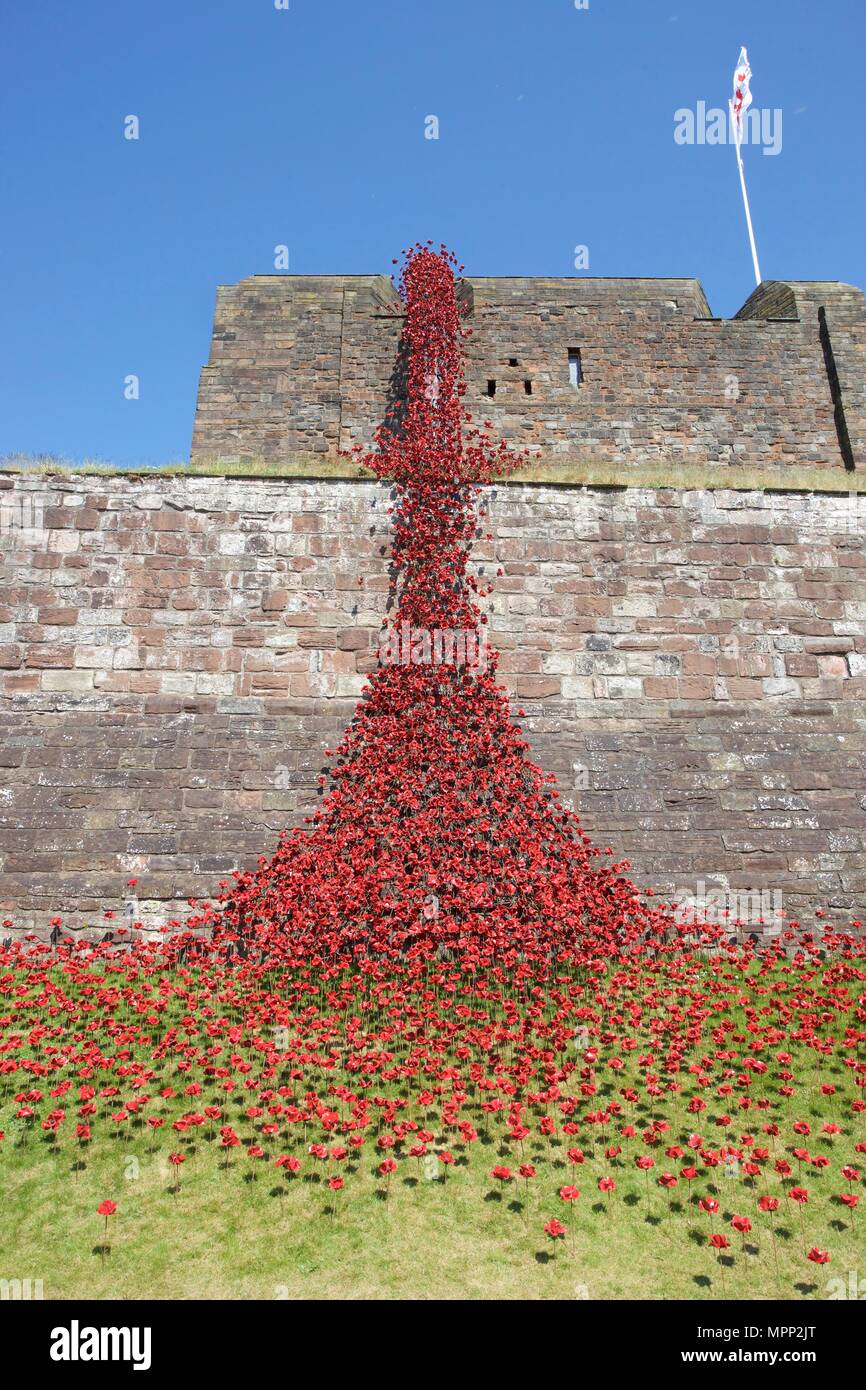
[
  {"x1": 2, "y1": 1094, "x2": 858, "y2": 1302},
  {"x1": 2, "y1": 949, "x2": 862, "y2": 1302}
]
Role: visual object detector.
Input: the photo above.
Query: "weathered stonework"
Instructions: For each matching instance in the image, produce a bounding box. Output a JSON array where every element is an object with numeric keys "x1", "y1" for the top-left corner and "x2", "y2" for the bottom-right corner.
[
  {"x1": 191, "y1": 276, "x2": 866, "y2": 472},
  {"x1": 1, "y1": 472, "x2": 865, "y2": 935}
]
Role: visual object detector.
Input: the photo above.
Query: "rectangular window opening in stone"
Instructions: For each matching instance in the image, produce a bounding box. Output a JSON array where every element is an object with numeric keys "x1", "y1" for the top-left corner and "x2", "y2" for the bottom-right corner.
[
  {"x1": 509, "y1": 357, "x2": 518, "y2": 366},
  {"x1": 524, "y1": 379, "x2": 533, "y2": 395},
  {"x1": 486, "y1": 379, "x2": 496, "y2": 397},
  {"x1": 568, "y1": 349, "x2": 582, "y2": 387}
]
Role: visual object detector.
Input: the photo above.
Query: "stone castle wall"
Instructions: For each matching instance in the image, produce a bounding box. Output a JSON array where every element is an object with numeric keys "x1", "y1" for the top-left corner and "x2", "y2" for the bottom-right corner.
[
  {"x1": 190, "y1": 276, "x2": 866, "y2": 472},
  {"x1": 1, "y1": 471, "x2": 865, "y2": 936}
]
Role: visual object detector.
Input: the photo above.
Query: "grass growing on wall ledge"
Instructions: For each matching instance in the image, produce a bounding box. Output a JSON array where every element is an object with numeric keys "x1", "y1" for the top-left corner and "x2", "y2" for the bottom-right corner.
[{"x1": 1, "y1": 452, "x2": 863, "y2": 494}]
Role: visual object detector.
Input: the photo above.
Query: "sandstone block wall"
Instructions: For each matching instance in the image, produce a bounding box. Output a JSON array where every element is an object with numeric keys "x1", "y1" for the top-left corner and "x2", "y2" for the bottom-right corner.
[
  {"x1": 1, "y1": 473, "x2": 865, "y2": 935},
  {"x1": 190, "y1": 276, "x2": 866, "y2": 472}
]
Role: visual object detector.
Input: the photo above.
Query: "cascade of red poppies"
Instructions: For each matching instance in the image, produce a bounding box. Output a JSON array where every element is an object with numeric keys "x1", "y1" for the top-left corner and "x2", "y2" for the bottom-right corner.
[{"x1": 216, "y1": 245, "x2": 721, "y2": 967}]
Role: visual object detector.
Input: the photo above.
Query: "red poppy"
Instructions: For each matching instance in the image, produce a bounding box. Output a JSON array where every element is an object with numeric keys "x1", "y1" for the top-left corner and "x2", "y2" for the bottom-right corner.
[{"x1": 544, "y1": 1219, "x2": 566, "y2": 1240}]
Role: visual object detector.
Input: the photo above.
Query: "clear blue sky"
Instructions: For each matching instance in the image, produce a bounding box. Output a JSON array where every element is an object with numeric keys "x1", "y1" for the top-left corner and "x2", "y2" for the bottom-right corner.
[{"x1": 1, "y1": 0, "x2": 863, "y2": 466}]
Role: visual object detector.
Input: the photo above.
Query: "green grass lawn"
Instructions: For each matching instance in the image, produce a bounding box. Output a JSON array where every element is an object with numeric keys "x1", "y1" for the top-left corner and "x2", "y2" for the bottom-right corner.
[
  {"x1": 2, "y1": 1083, "x2": 859, "y2": 1301},
  {"x1": 2, "y1": 946, "x2": 863, "y2": 1302}
]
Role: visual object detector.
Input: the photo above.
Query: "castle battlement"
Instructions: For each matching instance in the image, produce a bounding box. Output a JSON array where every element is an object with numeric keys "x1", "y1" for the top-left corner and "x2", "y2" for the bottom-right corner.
[{"x1": 191, "y1": 275, "x2": 865, "y2": 473}]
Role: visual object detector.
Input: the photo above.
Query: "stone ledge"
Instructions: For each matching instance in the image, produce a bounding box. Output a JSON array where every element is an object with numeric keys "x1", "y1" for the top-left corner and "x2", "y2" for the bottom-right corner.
[{"x1": 2, "y1": 457, "x2": 864, "y2": 493}]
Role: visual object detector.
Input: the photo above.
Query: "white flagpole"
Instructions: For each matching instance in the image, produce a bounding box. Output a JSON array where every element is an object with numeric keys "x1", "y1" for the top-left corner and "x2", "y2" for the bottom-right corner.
[{"x1": 730, "y1": 98, "x2": 762, "y2": 286}]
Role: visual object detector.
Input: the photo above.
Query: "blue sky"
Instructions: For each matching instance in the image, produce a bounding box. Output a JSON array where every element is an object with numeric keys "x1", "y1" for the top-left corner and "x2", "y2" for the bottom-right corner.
[{"x1": 1, "y1": 0, "x2": 863, "y2": 466}]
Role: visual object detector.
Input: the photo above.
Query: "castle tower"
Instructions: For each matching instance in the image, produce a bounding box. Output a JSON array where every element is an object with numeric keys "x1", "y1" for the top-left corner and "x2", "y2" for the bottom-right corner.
[{"x1": 191, "y1": 275, "x2": 866, "y2": 474}]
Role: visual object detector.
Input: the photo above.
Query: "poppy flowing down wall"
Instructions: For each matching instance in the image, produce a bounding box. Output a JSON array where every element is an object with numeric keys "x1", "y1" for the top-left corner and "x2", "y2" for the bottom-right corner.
[{"x1": 214, "y1": 246, "x2": 725, "y2": 968}]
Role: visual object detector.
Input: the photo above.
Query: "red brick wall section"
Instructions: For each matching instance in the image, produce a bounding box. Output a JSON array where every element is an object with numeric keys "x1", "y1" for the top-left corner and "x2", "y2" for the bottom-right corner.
[
  {"x1": 190, "y1": 276, "x2": 866, "y2": 472},
  {"x1": 1, "y1": 473, "x2": 865, "y2": 936}
]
